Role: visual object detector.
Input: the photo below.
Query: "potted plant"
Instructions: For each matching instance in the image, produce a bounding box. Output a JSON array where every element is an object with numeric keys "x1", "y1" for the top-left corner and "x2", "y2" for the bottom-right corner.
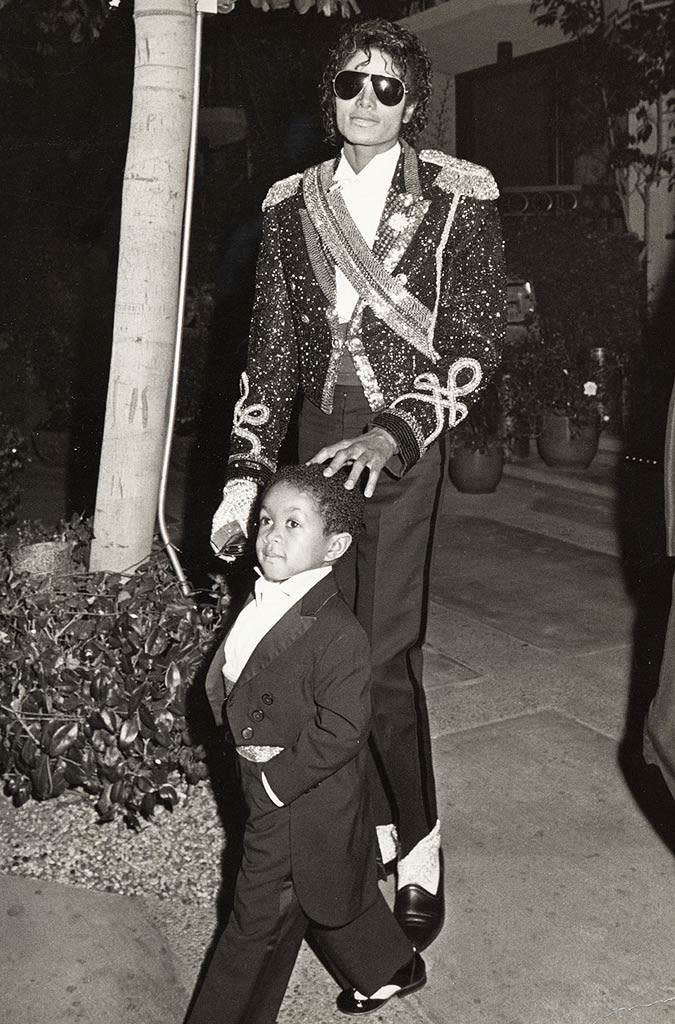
[
  {"x1": 501, "y1": 212, "x2": 643, "y2": 468},
  {"x1": 500, "y1": 314, "x2": 602, "y2": 469},
  {"x1": 448, "y1": 384, "x2": 505, "y2": 492},
  {"x1": 502, "y1": 213, "x2": 643, "y2": 456},
  {"x1": 5, "y1": 514, "x2": 92, "y2": 575}
]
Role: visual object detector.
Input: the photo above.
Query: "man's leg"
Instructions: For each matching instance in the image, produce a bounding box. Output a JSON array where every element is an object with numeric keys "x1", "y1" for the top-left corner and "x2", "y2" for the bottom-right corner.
[
  {"x1": 354, "y1": 440, "x2": 444, "y2": 851},
  {"x1": 354, "y1": 442, "x2": 446, "y2": 949},
  {"x1": 299, "y1": 390, "x2": 446, "y2": 948}
]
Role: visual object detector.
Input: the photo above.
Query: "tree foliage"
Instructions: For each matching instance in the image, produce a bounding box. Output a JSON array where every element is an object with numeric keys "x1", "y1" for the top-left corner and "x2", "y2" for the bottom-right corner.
[
  {"x1": 0, "y1": 0, "x2": 112, "y2": 85},
  {"x1": 530, "y1": 0, "x2": 675, "y2": 194}
]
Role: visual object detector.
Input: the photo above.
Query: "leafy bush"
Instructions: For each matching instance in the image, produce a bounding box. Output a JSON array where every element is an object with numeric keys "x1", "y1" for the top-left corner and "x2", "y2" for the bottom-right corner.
[
  {"x1": 448, "y1": 384, "x2": 504, "y2": 455},
  {"x1": 500, "y1": 313, "x2": 601, "y2": 435},
  {"x1": 0, "y1": 522, "x2": 230, "y2": 828},
  {"x1": 503, "y1": 213, "x2": 643, "y2": 436},
  {"x1": 0, "y1": 419, "x2": 26, "y2": 528}
]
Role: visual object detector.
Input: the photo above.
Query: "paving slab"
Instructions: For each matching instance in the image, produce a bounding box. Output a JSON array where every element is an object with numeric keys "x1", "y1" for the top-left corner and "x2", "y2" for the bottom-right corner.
[
  {"x1": 423, "y1": 711, "x2": 675, "y2": 1024},
  {"x1": 0, "y1": 874, "x2": 188, "y2": 1024},
  {"x1": 431, "y1": 515, "x2": 633, "y2": 654},
  {"x1": 424, "y1": 600, "x2": 633, "y2": 742},
  {"x1": 442, "y1": 475, "x2": 620, "y2": 557}
]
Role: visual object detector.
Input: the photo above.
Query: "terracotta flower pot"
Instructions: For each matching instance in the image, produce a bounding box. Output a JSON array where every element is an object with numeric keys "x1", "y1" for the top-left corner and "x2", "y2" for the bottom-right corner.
[
  {"x1": 448, "y1": 444, "x2": 504, "y2": 493},
  {"x1": 536, "y1": 409, "x2": 599, "y2": 470},
  {"x1": 11, "y1": 540, "x2": 76, "y2": 575}
]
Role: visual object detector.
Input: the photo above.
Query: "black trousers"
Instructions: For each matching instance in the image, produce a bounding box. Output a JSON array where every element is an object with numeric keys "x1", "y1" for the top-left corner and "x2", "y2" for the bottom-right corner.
[
  {"x1": 185, "y1": 761, "x2": 412, "y2": 1024},
  {"x1": 298, "y1": 387, "x2": 445, "y2": 857}
]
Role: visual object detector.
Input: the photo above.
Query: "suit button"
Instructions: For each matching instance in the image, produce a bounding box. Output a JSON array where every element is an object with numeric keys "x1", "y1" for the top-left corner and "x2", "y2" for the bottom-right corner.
[
  {"x1": 262, "y1": 693, "x2": 274, "y2": 706},
  {"x1": 251, "y1": 709, "x2": 264, "y2": 723},
  {"x1": 241, "y1": 726, "x2": 254, "y2": 741}
]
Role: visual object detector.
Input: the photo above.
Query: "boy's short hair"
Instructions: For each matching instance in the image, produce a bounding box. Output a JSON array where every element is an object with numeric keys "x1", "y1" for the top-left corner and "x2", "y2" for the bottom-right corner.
[{"x1": 262, "y1": 464, "x2": 365, "y2": 538}]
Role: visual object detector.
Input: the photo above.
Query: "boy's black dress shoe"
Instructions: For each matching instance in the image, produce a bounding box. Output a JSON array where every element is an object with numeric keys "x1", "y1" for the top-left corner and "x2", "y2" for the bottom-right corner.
[
  {"x1": 393, "y1": 852, "x2": 445, "y2": 951},
  {"x1": 336, "y1": 952, "x2": 427, "y2": 1015}
]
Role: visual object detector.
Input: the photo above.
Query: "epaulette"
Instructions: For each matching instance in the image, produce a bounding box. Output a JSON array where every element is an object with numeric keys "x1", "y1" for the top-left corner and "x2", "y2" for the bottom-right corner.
[
  {"x1": 419, "y1": 151, "x2": 499, "y2": 200},
  {"x1": 262, "y1": 172, "x2": 302, "y2": 211}
]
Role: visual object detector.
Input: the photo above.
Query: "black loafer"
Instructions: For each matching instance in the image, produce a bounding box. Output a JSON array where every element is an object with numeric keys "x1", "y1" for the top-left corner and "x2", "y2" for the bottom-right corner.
[
  {"x1": 394, "y1": 852, "x2": 445, "y2": 951},
  {"x1": 336, "y1": 952, "x2": 427, "y2": 1015}
]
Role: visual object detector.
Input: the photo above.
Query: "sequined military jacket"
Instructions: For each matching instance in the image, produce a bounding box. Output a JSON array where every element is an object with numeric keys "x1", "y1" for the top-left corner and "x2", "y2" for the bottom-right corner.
[{"x1": 227, "y1": 141, "x2": 506, "y2": 485}]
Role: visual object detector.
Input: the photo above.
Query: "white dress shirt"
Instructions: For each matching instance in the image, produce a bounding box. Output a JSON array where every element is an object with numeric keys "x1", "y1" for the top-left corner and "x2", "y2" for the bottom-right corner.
[
  {"x1": 223, "y1": 565, "x2": 332, "y2": 686},
  {"x1": 332, "y1": 142, "x2": 400, "y2": 324},
  {"x1": 222, "y1": 564, "x2": 332, "y2": 808}
]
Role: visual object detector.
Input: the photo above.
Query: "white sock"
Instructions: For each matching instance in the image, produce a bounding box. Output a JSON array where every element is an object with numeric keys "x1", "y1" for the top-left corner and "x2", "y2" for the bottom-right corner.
[
  {"x1": 353, "y1": 984, "x2": 399, "y2": 1001},
  {"x1": 396, "y1": 819, "x2": 441, "y2": 894},
  {"x1": 376, "y1": 823, "x2": 398, "y2": 865}
]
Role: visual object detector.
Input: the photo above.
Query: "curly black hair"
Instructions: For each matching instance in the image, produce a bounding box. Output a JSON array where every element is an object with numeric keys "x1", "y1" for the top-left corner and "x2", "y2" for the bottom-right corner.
[
  {"x1": 320, "y1": 18, "x2": 432, "y2": 149},
  {"x1": 262, "y1": 464, "x2": 365, "y2": 538}
]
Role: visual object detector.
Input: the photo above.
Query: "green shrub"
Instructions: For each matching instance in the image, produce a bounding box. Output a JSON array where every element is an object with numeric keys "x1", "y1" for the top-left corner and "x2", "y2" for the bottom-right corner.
[
  {"x1": 448, "y1": 384, "x2": 504, "y2": 455},
  {"x1": 0, "y1": 521, "x2": 230, "y2": 828},
  {"x1": 503, "y1": 213, "x2": 643, "y2": 437}
]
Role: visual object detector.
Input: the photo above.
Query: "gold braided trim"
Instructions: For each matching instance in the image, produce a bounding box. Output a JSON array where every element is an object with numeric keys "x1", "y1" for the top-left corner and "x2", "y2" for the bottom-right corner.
[
  {"x1": 262, "y1": 173, "x2": 302, "y2": 210},
  {"x1": 390, "y1": 358, "x2": 483, "y2": 448},
  {"x1": 300, "y1": 209, "x2": 336, "y2": 305},
  {"x1": 303, "y1": 165, "x2": 436, "y2": 361},
  {"x1": 229, "y1": 372, "x2": 276, "y2": 474},
  {"x1": 420, "y1": 151, "x2": 499, "y2": 200},
  {"x1": 346, "y1": 307, "x2": 384, "y2": 411}
]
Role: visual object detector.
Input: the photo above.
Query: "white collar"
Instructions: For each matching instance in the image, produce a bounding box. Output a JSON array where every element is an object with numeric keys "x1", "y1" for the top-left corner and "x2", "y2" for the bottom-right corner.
[
  {"x1": 253, "y1": 565, "x2": 332, "y2": 606},
  {"x1": 333, "y1": 142, "x2": 401, "y2": 191}
]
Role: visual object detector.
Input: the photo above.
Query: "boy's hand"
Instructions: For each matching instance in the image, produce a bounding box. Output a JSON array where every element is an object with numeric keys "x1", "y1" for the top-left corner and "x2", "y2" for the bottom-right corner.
[{"x1": 308, "y1": 427, "x2": 397, "y2": 498}]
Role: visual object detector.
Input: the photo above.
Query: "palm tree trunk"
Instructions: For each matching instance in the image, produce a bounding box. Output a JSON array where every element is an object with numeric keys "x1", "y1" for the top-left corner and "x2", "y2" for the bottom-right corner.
[{"x1": 89, "y1": 0, "x2": 195, "y2": 573}]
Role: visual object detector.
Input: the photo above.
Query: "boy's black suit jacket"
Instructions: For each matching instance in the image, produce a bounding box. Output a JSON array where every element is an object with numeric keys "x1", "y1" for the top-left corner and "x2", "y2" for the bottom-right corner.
[{"x1": 205, "y1": 571, "x2": 379, "y2": 927}]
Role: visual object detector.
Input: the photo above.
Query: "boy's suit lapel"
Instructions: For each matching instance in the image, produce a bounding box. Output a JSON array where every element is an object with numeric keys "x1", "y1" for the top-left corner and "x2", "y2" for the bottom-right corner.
[{"x1": 228, "y1": 572, "x2": 339, "y2": 697}]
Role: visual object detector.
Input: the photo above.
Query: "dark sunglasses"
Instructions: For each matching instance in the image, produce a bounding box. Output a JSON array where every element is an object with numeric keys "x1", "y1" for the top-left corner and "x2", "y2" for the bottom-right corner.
[{"x1": 332, "y1": 70, "x2": 407, "y2": 108}]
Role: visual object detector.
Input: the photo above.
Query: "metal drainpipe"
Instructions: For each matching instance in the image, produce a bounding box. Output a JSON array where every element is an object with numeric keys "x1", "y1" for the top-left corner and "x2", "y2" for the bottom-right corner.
[{"x1": 156, "y1": 9, "x2": 205, "y2": 598}]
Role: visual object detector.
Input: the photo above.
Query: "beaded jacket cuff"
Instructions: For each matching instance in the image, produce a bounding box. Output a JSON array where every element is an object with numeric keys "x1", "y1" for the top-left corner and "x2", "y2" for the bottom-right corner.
[
  {"x1": 372, "y1": 411, "x2": 422, "y2": 474},
  {"x1": 227, "y1": 457, "x2": 275, "y2": 487}
]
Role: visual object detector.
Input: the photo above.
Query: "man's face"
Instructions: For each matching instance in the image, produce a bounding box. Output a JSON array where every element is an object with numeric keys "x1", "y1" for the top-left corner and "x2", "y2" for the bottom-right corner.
[
  {"x1": 334, "y1": 47, "x2": 416, "y2": 157},
  {"x1": 256, "y1": 483, "x2": 337, "y2": 582}
]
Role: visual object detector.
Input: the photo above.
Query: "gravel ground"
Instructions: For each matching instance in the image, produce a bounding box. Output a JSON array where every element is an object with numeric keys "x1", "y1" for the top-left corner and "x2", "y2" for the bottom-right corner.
[
  {"x1": 0, "y1": 784, "x2": 426, "y2": 1024},
  {"x1": 0, "y1": 781, "x2": 227, "y2": 995},
  {"x1": 0, "y1": 783, "x2": 226, "y2": 903}
]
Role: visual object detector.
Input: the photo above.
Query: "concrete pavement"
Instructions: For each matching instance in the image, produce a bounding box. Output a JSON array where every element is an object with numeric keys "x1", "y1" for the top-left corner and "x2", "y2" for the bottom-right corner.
[{"x1": 3, "y1": 444, "x2": 675, "y2": 1024}]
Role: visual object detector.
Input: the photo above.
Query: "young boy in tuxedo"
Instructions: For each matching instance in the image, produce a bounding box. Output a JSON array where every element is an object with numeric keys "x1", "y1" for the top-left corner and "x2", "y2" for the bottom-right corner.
[{"x1": 186, "y1": 464, "x2": 426, "y2": 1024}]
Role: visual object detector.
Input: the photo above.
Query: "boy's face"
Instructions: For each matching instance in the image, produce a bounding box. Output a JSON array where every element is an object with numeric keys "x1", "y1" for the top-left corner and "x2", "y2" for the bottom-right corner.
[{"x1": 256, "y1": 483, "x2": 349, "y2": 582}]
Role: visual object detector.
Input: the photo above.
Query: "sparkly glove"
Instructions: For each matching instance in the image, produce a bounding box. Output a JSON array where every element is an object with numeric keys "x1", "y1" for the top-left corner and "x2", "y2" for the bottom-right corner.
[{"x1": 210, "y1": 478, "x2": 259, "y2": 556}]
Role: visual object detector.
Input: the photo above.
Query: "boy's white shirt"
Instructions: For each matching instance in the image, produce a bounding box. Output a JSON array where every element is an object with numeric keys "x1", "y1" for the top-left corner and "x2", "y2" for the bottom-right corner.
[{"x1": 222, "y1": 564, "x2": 333, "y2": 808}]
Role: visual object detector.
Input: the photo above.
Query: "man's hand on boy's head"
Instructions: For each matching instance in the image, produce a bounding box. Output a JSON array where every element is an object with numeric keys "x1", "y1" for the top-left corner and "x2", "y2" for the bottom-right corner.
[{"x1": 308, "y1": 427, "x2": 397, "y2": 498}]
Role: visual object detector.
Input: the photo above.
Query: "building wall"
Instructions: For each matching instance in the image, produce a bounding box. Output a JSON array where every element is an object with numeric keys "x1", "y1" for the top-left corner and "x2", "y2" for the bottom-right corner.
[{"x1": 402, "y1": 0, "x2": 565, "y2": 79}]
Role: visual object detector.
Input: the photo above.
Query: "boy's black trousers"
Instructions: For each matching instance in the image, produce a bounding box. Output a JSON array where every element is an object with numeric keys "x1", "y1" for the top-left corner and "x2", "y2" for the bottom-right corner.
[{"x1": 185, "y1": 761, "x2": 411, "y2": 1024}]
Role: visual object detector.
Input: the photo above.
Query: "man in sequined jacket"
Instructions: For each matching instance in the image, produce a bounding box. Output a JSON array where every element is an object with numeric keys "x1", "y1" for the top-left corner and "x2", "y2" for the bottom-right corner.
[{"x1": 211, "y1": 18, "x2": 506, "y2": 952}]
